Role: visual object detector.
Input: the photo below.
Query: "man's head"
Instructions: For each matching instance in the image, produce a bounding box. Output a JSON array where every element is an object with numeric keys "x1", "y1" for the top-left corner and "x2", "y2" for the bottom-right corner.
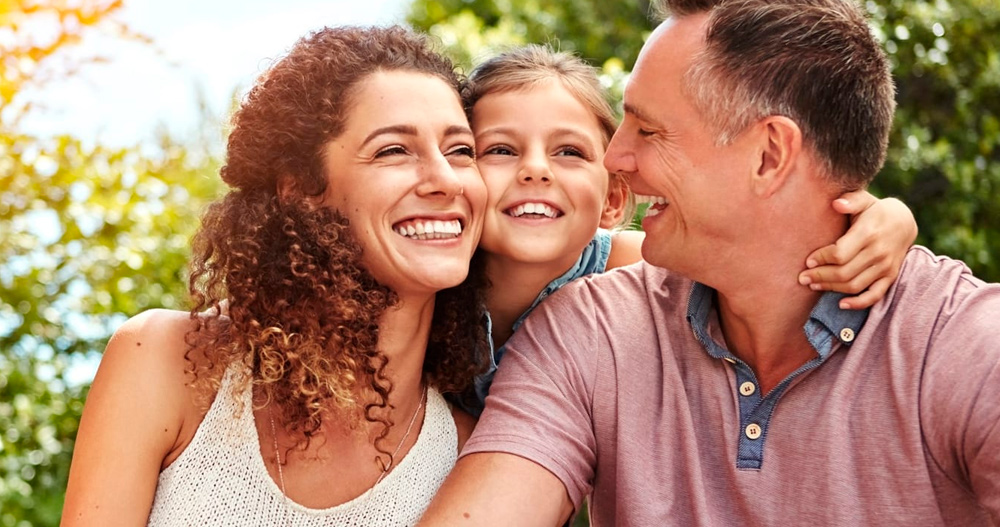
[
  {"x1": 604, "y1": 0, "x2": 895, "y2": 280},
  {"x1": 676, "y1": 0, "x2": 896, "y2": 188}
]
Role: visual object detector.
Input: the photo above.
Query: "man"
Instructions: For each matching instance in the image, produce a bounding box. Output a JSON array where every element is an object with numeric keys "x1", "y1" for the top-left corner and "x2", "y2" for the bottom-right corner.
[{"x1": 421, "y1": 0, "x2": 1000, "y2": 525}]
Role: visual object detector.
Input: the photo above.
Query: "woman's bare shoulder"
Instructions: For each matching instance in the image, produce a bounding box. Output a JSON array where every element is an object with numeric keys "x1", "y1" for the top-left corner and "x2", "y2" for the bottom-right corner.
[
  {"x1": 96, "y1": 309, "x2": 205, "y2": 427},
  {"x1": 62, "y1": 309, "x2": 209, "y2": 524}
]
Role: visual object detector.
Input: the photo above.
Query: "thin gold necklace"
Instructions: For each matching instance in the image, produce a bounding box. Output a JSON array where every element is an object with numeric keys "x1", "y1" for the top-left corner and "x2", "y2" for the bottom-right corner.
[{"x1": 267, "y1": 385, "x2": 428, "y2": 515}]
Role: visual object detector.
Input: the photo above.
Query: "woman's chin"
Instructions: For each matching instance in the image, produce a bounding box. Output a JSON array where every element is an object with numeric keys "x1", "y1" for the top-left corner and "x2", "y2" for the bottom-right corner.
[{"x1": 376, "y1": 263, "x2": 471, "y2": 297}]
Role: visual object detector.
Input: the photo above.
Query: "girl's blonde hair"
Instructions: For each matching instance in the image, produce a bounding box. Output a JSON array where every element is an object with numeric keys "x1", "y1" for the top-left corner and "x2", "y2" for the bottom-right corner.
[{"x1": 463, "y1": 45, "x2": 634, "y2": 227}]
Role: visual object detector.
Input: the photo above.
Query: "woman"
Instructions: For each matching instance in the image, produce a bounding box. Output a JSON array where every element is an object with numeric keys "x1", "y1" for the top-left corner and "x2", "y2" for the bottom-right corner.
[{"x1": 62, "y1": 25, "x2": 487, "y2": 525}]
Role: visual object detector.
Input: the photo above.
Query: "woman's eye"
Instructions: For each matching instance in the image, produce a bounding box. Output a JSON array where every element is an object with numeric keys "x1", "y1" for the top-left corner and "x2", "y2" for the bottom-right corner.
[
  {"x1": 374, "y1": 145, "x2": 407, "y2": 158},
  {"x1": 447, "y1": 145, "x2": 476, "y2": 158},
  {"x1": 638, "y1": 128, "x2": 655, "y2": 137},
  {"x1": 482, "y1": 145, "x2": 515, "y2": 156}
]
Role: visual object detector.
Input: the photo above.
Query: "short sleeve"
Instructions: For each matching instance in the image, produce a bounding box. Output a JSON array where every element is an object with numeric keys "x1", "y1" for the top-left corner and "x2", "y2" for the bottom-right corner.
[
  {"x1": 919, "y1": 270, "x2": 1000, "y2": 522},
  {"x1": 460, "y1": 281, "x2": 601, "y2": 509}
]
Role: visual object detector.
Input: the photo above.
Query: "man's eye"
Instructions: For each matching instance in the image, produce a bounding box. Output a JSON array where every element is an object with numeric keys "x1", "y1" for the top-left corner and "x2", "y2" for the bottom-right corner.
[
  {"x1": 638, "y1": 128, "x2": 655, "y2": 137},
  {"x1": 375, "y1": 146, "x2": 407, "y2": 157}
]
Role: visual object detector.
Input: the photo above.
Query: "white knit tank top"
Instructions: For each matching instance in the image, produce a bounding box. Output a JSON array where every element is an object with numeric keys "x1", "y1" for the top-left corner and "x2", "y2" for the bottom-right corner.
[{"x1": 147, "y1": 370, "x2": 458, "y2": 526}]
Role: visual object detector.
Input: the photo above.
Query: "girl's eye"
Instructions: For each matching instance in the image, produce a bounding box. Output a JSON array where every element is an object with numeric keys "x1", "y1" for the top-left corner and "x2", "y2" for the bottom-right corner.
[
  {"x1": 556, "y1": 146, "x2": 586, "y2": 158},
  {"x1": 447, "y1": 145, "x2": 476, "y2": 158},
  {"x1": 375, "y1": 145, "x2": 407, "y2": 158},
  {"x1": 482, "y1": 145, "x2": 516, "y2": 156}
]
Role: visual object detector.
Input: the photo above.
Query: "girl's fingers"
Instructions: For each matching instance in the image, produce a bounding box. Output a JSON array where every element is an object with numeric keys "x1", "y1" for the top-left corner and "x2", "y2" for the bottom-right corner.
[
  {"x1": 831, "y1": 189, "x2": 878, "y2": 216},
  {"x1": 837, "y1": 277, "x2": 893, "y2": 310},
  {"x1": 803, "y1": 259, "x2": 883, "y2": 295}
]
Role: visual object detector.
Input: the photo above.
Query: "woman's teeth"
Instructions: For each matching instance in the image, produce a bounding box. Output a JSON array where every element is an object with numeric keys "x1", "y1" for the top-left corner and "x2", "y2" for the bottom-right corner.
[{"x1": 394, "y1": 219, "x2": 462, "y2": 240}]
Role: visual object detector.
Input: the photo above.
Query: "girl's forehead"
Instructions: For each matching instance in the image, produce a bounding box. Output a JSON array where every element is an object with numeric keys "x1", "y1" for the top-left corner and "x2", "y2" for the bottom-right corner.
[{"x1": 471, "y1": 81, "x2": 610, "y2": 144}]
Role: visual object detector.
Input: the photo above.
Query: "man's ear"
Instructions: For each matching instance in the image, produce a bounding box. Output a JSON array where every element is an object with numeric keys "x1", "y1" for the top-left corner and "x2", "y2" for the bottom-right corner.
[
  {"x1": 599, "y1": 175, "x2": 630, "y2": 229},
  {"x1": 752, "y1": 115, "x2": 802, "y2": 198}
]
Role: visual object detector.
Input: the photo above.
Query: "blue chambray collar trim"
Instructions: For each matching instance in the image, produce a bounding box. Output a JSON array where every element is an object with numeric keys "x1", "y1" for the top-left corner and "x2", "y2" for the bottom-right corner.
[
  {"x1": 685, "y1": 282, "x2": 869, "y2": 360},
  {"x1": 804, "y1": 288, "x2": 869, "y2": 358}
]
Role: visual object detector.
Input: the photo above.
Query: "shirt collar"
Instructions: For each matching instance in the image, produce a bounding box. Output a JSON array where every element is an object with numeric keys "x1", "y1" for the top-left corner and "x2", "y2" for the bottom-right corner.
[{"x1": 686, "y1": 282, "x2": 869, "y2": 360}]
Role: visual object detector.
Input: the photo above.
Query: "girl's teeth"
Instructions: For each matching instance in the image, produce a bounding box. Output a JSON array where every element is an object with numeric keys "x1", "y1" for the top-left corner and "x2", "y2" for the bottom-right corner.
[{"x1": 509, "y1": 202, "x2": 558, "y2": 218}]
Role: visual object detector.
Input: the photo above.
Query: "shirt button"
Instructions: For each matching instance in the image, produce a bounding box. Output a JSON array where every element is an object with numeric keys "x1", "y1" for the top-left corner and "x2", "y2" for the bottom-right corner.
[
  {"x1": 739, "y1": 382, "x2": 756, "y2": 396},
  {"x1": 840, "y1": 328, "x2": 855, "y2": 343},
  {"x1": 745, "y1": 423, "x2": 762, "y2": 440}
]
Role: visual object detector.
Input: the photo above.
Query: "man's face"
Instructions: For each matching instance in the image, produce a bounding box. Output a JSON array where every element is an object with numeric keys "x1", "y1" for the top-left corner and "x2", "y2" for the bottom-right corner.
[{"x1": 604, "y1": 14, "x2": 755, "y2": 280}]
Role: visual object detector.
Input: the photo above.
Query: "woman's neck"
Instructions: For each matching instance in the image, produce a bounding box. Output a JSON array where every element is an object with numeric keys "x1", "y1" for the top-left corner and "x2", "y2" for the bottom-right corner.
[{"x1": 375, "y1": 294, "x2": 436, "y2": 396}]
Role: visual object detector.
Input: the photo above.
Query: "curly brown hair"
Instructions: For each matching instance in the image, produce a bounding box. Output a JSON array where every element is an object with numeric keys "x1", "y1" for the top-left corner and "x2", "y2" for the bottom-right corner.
[{"x1": 185, "y1": 25, "x2": 487, "y2": 468}]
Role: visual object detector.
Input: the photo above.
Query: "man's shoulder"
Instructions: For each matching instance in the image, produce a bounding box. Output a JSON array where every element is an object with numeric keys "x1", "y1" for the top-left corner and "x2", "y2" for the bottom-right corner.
[
  {"x1": 887, "y1": 246, "x2": 1000, "y2": 313},
  {"x1": 565, "y1": 259, "x2": 692, "y2": 297},
  {"x1": 527, "y1": 260, "x2": 694, "y2": 333},
  {"x1": 875, "y1": 246, "x2": 1000, "y2": 362}
]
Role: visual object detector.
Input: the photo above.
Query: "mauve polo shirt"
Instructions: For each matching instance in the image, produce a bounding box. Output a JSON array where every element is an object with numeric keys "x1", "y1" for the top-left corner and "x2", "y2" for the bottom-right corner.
[{"x1": 464, "y1": 247, "x2": 1000, "y2": 526}]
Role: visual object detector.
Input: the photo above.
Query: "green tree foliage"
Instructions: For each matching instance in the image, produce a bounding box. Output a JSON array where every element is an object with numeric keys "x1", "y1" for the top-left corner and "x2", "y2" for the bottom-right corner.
[
  {"x1": 409, "y1": 0, "x2": 1000, "y2": 282},
  {"x1": 871, "y1": 0, "x2": 1000, "y2": 280},
  {"x1": 408, "y1": 0, "x2": 654, "y2": 68},
  {"x1": 0, "y1": 2, "x2": 222, "y2": 524}
]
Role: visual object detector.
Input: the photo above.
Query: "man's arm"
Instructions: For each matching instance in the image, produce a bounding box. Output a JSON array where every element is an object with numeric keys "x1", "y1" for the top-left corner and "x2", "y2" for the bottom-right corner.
[
  {"x1": 423, "y1": 280, "x2": 605, "y2": 525},
  {"x1": 420, "y1": 452, "x2": 573, "y2": 526},
  {"x1": 913, "y1": 253, "x2": 1000, "y2": 522}
]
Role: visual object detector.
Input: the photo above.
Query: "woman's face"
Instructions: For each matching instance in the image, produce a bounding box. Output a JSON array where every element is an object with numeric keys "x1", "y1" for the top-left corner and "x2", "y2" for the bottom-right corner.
[{"x1": 321, "y1": 70, "x2": 486, "y2": 298}]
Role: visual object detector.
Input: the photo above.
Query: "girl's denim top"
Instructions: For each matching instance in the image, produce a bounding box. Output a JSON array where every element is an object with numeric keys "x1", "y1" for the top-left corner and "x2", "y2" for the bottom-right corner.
[{"x1": 457, "y1": 229, "x2": 614, "y2": 416}]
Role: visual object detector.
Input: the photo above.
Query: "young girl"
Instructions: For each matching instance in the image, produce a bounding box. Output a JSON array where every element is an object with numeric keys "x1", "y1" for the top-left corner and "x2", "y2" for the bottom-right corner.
[{"x1": 459, "y1": 45, "x2": 917, "y2": 415}]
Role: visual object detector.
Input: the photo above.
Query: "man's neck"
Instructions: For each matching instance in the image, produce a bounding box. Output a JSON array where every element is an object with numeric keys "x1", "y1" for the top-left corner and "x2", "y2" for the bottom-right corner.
[
  {"x1": 715, "y1": 281, "x2": 822, "y2": 394},
  {"x1": 708, "y1": 206, "x2": 847, "y2": 394}
]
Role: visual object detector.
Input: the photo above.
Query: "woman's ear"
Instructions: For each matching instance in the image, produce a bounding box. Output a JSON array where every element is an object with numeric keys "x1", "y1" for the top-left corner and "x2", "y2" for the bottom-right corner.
[
  {"x1": 599, "y1": 175, "x2": 630, "y2": 229},
  {"x1": 276, "y1": 173, "x2": 298, "y2": 205},
  {"x1": 277, "y1": 174, "x2": 325, "y2": 208}
]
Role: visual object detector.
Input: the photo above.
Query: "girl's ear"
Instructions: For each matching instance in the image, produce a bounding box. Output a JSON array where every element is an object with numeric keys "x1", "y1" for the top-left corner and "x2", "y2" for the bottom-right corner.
[{"x1": 599, "y1": 175, "x2": 630, "y2": 229}]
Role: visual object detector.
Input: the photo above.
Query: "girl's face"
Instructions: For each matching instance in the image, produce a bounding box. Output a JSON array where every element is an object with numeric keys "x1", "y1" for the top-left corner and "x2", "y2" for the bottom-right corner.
[
  {"x1": 472, "y1": 79, "x2": 620, "y2": 271},
  {"x1": 321, "y1": 71, "x2": 486, "y2": 298}
]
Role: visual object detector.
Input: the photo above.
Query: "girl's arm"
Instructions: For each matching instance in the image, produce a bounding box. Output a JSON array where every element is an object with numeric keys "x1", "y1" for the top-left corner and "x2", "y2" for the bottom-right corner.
[
  {"x1": 61, "y1": 309, "x2": 197, "y2": 526},
  {"x1": 610, "y1": 191, "x2": 916, "y2": 310},
  {"x1": 798, "y1": 190, "x2": 918, "y2": 310},
  {"x1": 607, "y1": 230, "x2": 645, "y2": 270}
]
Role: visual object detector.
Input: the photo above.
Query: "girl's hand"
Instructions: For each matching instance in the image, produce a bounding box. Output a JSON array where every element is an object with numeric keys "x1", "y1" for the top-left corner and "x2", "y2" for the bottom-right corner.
[{"x1": 798, "y1": 190, "x2": 917, "y2": 310}]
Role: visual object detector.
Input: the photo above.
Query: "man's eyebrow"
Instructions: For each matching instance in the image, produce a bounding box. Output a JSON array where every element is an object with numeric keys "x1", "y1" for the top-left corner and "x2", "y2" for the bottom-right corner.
[
  {"x1": 444, "y1": 124, "x2": 473, "y2": 137},
  {"x1": 623, "y1": 102, "x2": 655, "y2": 125}
]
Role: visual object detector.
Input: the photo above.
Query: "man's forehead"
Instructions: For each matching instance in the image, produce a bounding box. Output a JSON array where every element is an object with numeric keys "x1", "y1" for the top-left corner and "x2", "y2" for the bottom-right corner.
[{"x1": 624, "y1": 15, "x2": 706, "y2": 120}]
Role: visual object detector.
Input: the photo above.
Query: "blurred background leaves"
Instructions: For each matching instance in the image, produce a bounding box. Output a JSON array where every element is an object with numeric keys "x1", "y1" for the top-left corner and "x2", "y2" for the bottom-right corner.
[{"x1": 1, "y1": 0, "x2": 997, "y2": 524}]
